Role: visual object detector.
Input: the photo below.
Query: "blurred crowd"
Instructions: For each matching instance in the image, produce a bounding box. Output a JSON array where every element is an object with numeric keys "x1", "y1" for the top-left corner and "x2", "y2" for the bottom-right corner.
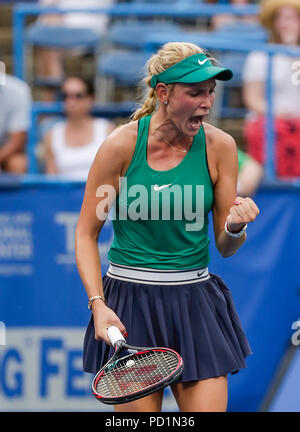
[{"x1": 0, "y1": 0, "x2": 299, "y2": 193}]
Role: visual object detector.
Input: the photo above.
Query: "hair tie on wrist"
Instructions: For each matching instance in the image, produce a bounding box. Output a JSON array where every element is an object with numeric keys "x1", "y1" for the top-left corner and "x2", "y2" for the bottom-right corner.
[{"x1": 225, "y1": 220, "x2": 247, "y2": 238}]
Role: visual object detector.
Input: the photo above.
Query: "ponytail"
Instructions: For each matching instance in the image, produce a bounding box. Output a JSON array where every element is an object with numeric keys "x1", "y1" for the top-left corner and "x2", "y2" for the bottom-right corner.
[{"x1": 131, "y1": 80, "x2": 157, "y2": 121}]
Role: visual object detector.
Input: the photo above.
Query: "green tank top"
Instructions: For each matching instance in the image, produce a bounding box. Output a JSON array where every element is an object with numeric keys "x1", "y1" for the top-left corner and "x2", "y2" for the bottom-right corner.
[{"x1": 107, "y1": 115, "x2": 214, "y2": 269}]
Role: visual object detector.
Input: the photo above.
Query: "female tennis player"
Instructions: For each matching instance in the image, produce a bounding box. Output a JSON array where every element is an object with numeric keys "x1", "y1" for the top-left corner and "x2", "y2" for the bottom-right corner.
[{"x1": 75, "y1": 42, "x2": 260, "y2": 412}]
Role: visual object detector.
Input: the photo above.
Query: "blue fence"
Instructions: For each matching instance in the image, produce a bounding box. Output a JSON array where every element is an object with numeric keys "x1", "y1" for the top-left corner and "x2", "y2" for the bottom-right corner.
[
  {"x1": 13, "y1": 3, "x2": 259, "y2": 81},
  {"x1": 12, "y1": 3, "x2": 300, "y2": 184}
]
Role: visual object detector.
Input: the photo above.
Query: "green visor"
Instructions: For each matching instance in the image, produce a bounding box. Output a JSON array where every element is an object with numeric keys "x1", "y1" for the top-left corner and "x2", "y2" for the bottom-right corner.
[{"x1": 150, "y1": 53, "x2": 233, "y2": 88}]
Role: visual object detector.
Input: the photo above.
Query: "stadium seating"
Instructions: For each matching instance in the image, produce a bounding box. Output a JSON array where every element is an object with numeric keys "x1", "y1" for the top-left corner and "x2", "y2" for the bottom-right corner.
[
  {"x1": 107, "y1": 20, "x2": 181, "y2": 50},
  {"x1": 25, "y1": 23, "x2": 103, "y2": 87},
  {"x1": 206, "y1": 22, "x2": 268, "y2": 119},
  {"x1": 97, "y1": 19, "x2": 181, "y2": 100},
  {"x1": 214, "y1": 21, "x2": 269, "y2": 42},
  {"x1": 97, "y1": 50, "x2": 150, "y2": 86}
]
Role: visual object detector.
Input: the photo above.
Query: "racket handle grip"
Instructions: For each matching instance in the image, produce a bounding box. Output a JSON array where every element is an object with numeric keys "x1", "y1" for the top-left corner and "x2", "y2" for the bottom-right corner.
[{"x1": 107, "y1": 326, "x2": 126, "y2": 347}]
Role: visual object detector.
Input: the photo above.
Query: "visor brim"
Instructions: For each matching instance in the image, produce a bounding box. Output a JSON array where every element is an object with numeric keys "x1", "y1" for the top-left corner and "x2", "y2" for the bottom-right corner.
[{"x1": 175, "y1": 66, "x2": 233, "y2": 84}]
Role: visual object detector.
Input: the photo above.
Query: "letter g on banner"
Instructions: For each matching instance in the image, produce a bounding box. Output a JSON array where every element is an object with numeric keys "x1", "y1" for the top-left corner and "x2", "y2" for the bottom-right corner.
[{"x1": 0, "y1": 321, "x2": 6, "y2": 345}]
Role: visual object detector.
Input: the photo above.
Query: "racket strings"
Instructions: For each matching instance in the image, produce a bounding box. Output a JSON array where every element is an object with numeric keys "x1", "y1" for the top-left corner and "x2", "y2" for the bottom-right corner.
[{"x1": 95, "y1": 350, "x2": 179, "y2": 398}]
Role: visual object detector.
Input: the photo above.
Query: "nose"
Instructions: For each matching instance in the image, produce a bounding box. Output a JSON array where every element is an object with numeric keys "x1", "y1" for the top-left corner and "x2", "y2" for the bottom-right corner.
[{"x1": 200, "y1": 93, "x2": 213, "y2": 110}]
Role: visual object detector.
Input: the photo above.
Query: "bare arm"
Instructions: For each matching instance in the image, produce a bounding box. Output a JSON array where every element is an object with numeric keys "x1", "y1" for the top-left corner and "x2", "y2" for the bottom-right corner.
[
  {"x1": 75, "y1": 124, "x2": 136, "y2": 344},
  {"x1": 0, "y1": 131, "x2": 27, "y2": 164},
  {"x1": 44, "y1": 131, "x2": 58, "y2": 174},
  {"x1": 243, "y1": 81, "x2": 266, "y2": 116},
  {"x1": 238, "y1": 157, "x2": 264, "y2": 197},
  {"x1": 212, "y1": 132, "x2": 260, "y2": 257}
]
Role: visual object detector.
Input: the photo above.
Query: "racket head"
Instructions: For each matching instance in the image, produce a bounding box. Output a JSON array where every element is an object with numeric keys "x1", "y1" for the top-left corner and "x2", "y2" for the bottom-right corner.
[{"x1": 92, "y1": 345, "x2": 184, "y2": 405}]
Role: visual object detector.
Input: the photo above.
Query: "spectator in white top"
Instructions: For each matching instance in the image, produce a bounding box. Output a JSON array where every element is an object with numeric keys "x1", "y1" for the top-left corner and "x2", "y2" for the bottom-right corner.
[
  {"x1": 44, "y1": 76, "x2": 115, "y2": 180},
  {"x1": 0, "y1": 74, "x2": 32, "y2": 174},
  {"x1": 242, "y1": 0, "x2": 300, "y2": 178}
]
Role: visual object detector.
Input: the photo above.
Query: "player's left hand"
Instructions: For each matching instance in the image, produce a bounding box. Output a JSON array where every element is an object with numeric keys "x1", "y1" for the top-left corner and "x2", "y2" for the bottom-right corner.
[{"x1": 226, "y1": 196, "x2": 260, "y2": 232}]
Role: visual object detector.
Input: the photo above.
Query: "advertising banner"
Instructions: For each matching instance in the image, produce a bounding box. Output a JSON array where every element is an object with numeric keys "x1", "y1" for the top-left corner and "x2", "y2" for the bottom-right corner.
[{"x1": 0, "y1": 182, "x2": 299, "y2": 411}]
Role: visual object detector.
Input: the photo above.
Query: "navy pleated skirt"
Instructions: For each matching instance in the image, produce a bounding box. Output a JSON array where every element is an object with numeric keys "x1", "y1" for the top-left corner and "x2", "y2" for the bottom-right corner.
[{"x1": 83, "y1": 273, "x2": 252, "y2": 382}]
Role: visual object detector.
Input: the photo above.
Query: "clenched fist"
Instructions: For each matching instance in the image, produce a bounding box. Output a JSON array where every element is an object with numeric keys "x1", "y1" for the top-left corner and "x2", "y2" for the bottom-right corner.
[{"x1": 226, "y1": 197, "x2": 260, "y2": 233}]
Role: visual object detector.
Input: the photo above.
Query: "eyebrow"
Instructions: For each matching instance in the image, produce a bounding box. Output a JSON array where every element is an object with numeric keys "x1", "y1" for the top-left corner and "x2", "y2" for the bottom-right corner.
[{"x1": 186, "y1": 83, "x2": 217, "y2": 91}]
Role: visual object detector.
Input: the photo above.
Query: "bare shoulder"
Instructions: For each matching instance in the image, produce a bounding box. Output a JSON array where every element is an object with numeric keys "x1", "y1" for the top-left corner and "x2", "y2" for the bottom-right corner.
[
  {"x1": 107, "y1": 120, "x2": 138, "y2": 146},
  {"x1": 201, "y1": 122, "x2": 237, "y2": 185},
  {"x1": 95, "y1": 120, "x2": 138, "y2": 175},
  {"x1": 43, "y1": 128, "x2": 52, "y2": 150},
  {"x1": 202, "y1": 121, "x2": 237, "y2": 152}
]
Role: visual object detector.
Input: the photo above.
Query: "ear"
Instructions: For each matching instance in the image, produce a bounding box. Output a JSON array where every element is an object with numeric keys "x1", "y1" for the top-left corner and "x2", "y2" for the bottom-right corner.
[{"x1": 155, "y1": 83, "x2": 169, "y2": 104}]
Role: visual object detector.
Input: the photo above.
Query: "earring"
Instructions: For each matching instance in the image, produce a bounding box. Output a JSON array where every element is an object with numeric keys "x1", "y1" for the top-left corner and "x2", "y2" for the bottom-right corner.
[{"x1": 164, "y1": 100, "x2": 168, "y2": 105}]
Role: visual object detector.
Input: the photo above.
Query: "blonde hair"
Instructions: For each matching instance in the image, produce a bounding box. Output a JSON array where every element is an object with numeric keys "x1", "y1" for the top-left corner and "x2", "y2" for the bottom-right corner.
[{"x1": 131, "y1": 42, "x2": 206, "y2": 121}]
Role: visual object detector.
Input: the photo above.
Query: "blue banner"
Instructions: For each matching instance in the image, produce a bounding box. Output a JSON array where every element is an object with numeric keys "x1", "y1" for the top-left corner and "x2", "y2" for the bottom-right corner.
[
  {"x1": 208, "y1": 187, "x2": 300, "y2": 412},
  {"x1": 0, "y1": 182, "x2": 299, "y2": 411},
  {"x1": 269, "y1": 345, "x2": 300, "y2": 412},
  {"x1": 0, "y1": 183, "x2": 112, "y2": 327}
]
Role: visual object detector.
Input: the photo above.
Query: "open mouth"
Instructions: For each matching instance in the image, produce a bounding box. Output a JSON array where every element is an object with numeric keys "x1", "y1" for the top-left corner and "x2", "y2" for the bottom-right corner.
[{"x1": 189, "y1": 116, "x2": 203, "y2": 130}]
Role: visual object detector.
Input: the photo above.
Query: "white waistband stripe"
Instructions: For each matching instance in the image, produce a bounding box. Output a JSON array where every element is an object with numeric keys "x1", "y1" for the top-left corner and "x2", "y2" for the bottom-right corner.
[{"x1": 107, "y1": 263, "x2": 210, "y2": 285}]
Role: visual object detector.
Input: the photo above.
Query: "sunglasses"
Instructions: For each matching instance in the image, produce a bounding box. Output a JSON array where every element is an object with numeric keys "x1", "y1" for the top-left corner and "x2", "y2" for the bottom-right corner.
[{"x1": 61, "y1": 91, "x2": 89, "y2": 100}]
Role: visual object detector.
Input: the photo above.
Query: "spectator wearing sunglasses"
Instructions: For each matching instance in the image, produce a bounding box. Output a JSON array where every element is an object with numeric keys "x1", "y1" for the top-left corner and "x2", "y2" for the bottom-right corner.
[{"x1": 43, "y1": 76, "x2": 115, "y2": 180}]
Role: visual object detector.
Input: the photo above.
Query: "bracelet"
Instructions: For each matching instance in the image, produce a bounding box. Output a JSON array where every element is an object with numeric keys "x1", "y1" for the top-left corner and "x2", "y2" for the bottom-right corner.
[
  {"x1": 88, "y1": 295, "x2": 106, "y2": 310},
  {"x1": 224, "y1": 220, "x2": 247, "y2": 238}
]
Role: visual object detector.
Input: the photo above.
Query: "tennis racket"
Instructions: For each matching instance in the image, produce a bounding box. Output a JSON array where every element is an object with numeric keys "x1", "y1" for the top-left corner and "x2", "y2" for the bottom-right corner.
[{"x1": 92, "y1": 326, "x2": 184, "y2": 405}]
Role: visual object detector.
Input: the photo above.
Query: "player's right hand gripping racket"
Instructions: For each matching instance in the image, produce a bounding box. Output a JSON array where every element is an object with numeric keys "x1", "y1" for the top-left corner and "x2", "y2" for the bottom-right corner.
[{"x1": 92, "y1": 326, "x2": 184, "y2": 405}]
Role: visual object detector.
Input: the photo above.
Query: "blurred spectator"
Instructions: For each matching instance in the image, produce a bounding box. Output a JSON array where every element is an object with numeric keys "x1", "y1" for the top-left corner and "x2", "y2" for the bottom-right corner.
[
  {"x1": 35, "y1": 0, "x2": 113, "y2": 83},
  {"x1": 237, "y1": 147, "x2": 263, "y2": 196},
  {"x1": 0, "y1": 74, "x2": 32, "y2": 174},
  {"x1": 210, "y1": 0, "x2": 258, "y2": 30},
  {"x1": 242, "y1": 0, "x2": 300, "y2": 178},
  {"x1": 43, "y1": 76, "x2": 115, "y2": 180}
]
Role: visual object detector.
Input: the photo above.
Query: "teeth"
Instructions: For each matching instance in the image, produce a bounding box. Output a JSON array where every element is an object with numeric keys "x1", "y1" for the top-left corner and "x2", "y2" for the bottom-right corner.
[{"x1": 190, "y1": 116, "x2": 201, "y2": 128}]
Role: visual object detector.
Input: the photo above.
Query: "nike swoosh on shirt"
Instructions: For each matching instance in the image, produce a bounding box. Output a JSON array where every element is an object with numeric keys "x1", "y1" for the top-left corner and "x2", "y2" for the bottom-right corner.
[
  {"x1": 198, "y1": 58, "x2": 209, "y2": 66},
  {"x1": 153, "y1": 184, "x2": 172, "y2": 191}
]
